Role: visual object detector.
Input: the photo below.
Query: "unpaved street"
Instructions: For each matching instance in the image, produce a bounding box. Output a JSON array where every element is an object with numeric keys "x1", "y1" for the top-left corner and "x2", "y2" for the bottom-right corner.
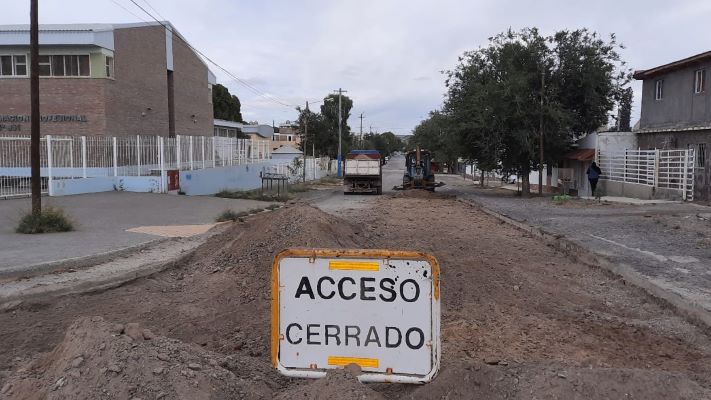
[{"x1": 1, "y1": 159, "x2": 711, "y2": 399}]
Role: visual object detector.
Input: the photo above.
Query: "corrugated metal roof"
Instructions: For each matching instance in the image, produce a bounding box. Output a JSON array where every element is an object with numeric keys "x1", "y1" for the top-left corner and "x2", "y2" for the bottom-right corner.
[{"x1": 564, "y1": 149, "x2": 595, "y2": 161}]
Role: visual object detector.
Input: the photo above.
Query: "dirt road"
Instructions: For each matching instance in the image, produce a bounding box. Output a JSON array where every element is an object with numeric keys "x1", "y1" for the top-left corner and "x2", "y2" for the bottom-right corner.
[{"x1": 1, "y1": 159, "x2": 710, "y2": 399}]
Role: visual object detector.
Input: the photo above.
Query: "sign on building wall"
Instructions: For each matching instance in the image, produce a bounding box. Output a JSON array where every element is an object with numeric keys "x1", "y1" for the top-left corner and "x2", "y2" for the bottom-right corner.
[
  {"x1": 271, "y1": 248, "x2": 441, "y2": 384},
  {"x1": 0, "y1": 115, "x2": 88, "y2": 132}
]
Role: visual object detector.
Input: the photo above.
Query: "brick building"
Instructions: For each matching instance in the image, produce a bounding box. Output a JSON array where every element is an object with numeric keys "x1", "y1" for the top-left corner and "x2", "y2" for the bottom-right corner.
[{"x1": 0, "y1": 21, "x2": 215, "y2": 137}]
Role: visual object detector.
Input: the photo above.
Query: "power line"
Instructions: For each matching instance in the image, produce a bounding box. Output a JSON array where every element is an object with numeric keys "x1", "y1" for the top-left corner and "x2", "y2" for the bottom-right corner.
[
  {"x1": 109, "y1": 0, "x2": 149, "y2": 23},
  {"x1": 121, "y1": 0, "x2": 297, "y2": 108}
]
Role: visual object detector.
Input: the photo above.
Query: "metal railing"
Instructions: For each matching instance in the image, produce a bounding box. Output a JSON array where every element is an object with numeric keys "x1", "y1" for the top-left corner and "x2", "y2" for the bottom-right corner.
[
  {"x1": 0, "y1": 134, "x2": 272, "y2": 198},
  {"x1": 597, "y1": 148, "x2": 695, "y2": 201}
]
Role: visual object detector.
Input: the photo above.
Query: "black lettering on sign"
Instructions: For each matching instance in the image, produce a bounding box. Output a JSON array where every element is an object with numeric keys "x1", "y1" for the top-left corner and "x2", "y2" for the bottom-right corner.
[
  {"x1": 406, "y1": 327, "x2": 425, "y2": 349},
  {"x1": 295, "y1": 276, "x2": 315, "y2": 299},
  {"x1": 338, "y1": 277, "x2": 356, "y2": 300},
  {"x1": 317, "y1": 276, "x2": 336, "y2": 299},
  {"x1": 400, "y1": 279, "x2": 420, "y2": 302},
  {"x1": 345, "y1": 325, "x2": 361, "y2": 346},
  {"x1": 385, "y1": 326, "x2": 402, "y2": 348},
  {"x1": 286, "y1": 323, "x2": 302, "y2": 344},
  {"x1": 307, "y1": 324, "x2": 321, "y2": 345},
  {"x1": 360, "y1": 277, "x2": 376, "y2": 301},
  {"x1": 324, "y1": 324, "x2": 341, "y2": 345},
  {"x1": 364, "y1": 326, "x2": 381, "y2": 347},
  {"x1": 379, "y1": 278, "x2": 396, "y2": 302}
]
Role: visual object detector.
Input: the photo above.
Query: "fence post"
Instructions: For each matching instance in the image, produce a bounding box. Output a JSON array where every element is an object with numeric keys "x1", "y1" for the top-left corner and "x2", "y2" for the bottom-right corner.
[
  {"x1": 136, "y1": 135, "x2": 141, "y2": 176},
  {"x1": 159, "y1": 136, "x2": 165, "y2": 193},
  {"x1": 112, "y1": 137, "x2": 118, "y2": 177},
  {"x1": 46, "y1": 135, "x2": 53, "y2": 196},
  {"x1": 189, "y1": 135, "x2": 194, "y2": 170},
  {"x1": 201, "y1": 136, "x2": 206, "y2": 169},
  {"x1": 212, "y1": 137, "x2": 216, "y2": 168},
  {"x1": 81, "y1": 136, "x2": 87, "y2": 178},
  {"x1": 623, "y1": 149, "x2": 627, "y2": 183},
  {"x1": 176, "y1": 135, "x2": 181, "y2": 171},
  {"x1": 653, "y1": 149, "x2": 660, "y2": 188},
  {"x1": 682, "y1": 149, "x2": 689, "y2": 201},
  {"x1": 69, "y1": 137, "x2": 74, "y2": 172}
]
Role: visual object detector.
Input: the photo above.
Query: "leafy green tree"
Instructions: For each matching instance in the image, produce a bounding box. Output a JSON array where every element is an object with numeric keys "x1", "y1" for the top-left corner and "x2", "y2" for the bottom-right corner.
[
  {"x1": 361, "y1": 131, "x2": 404, "y2": 156},
  {"x1": 616, "y1": 87, "x2": 633, "y2": 131},
  {"x1": 445, "y1": 28, "x2": 629, "y2": 195},
  {"x1": 212, "y1": 84, "x2": 243, "y2": 122},
  {"x1": 410, "y1": 111, "x2": 460, "y2": 172},
  {"x1": 296, "y1": 93, "x2": 355, "y2": 158}
]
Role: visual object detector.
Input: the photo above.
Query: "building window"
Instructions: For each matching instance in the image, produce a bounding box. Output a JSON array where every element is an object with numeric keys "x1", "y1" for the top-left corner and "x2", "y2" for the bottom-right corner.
[
  {"x1": 694, "y1": 69, "x2": 706, "y2": 94},
  {"x1": 655, "y1": 79, "x2": 664, "y2": 100},
  {"x1": 105, "y1": 56, "x2": 114, "y2": 78},
  {"x1": 208, "y1": 84, "x2": 213, "y2": 104},
  {"x1": 38, "y1": 55, "x2": 90, "y2": 77},
  {"x1": 698, "y1": 143, "x2": 706, "y2": 168},
  {"x1": 0, "y1": 55, "x2": 28, "y2": 77}
]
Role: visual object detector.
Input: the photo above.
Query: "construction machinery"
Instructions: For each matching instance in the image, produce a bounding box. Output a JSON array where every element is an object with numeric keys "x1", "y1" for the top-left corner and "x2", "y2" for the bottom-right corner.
[
  {"x1": 343, "y1": 150, "x2": 383, "y2": 194},
  {"x1": 402, "y1": 147, "x2": 439, "y2": 191}
]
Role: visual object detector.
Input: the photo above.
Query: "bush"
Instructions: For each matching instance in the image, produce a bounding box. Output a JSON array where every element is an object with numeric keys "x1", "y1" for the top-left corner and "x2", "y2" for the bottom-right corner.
[
  {"x1": 16, "y1": 207, "x2": 74, "y2": 234},
  {"x1": 552, "y1": 194, "x2": 573, "y2": 203},
  {"x1": 266, "y1": 204, "x2": 281, "y2": 211},
  {"x1": 215, "y1": 189, "x2": 290, "y2": 202},
  {"x1": 215, "y1": 209, "x2": 243, "y2": 222}
]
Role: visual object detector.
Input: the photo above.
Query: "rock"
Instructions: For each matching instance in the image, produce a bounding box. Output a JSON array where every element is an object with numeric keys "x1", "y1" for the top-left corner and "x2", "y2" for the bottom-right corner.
[
  {"x1": 107, "y1": 363, "x2": 122, "y2": 373},
  {"x1": 557, "y1": 372, "x2": 568, "y2": 379},
  {"x1": 484, "y1": 357, "x2": 500, "y2": 365},
  {"x1": 124, "y1": 323, "x2": 143, "y2": 340},
  {"x1": 68, "y1": 369, "x2": 81, "y2": 378},
  {"x1": 188, "y1": 363, "x2": 202, "y2": 371},
  {"x1": 52, "y1": 377, "x2": 66, "y2": 391},
  {"x1": 156, "y1": 393, "x2": 168, "y2": 399},
  {"x1": 0, "y1": 300, "x2": 22, "y2": 313},
  {"x1": 70, "y1": 356, "x2": 84, "y2": 368},
  {"x1": 111, "y1": 324, "x2": 125, "y2": 335},
  {"x1": 157, "y1": 353, "x2": 170, "y2": 362},
  {"x1": 91, "y1": 316, "x2": 103, "y2": 322},
  {"x1": 142, "y1": 329, "x2": 155, "y2": 340},
  {"x1": 99, "y1": 343, "x2": 106, "y2": 351},
  {"x1": 153, "y1": 367, "x2": 164, "y2": 375},
  {"x1": 1, "y1": 383, "x2": 12, "y2": 394},
  {"x1": 513, "y1": 285, "x2": 520, "y2": 291}
]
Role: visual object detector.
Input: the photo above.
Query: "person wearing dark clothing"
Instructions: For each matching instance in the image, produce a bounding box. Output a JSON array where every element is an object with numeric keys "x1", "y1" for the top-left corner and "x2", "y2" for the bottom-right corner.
[{"x1": 587, "y1": 161, "x2": 602, "y2": 196}]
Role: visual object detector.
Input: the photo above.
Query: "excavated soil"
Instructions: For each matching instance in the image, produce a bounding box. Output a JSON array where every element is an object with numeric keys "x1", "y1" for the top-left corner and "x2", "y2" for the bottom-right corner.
[{"x1": 1, "y1": 191, "x2": 711, "y2": 399}]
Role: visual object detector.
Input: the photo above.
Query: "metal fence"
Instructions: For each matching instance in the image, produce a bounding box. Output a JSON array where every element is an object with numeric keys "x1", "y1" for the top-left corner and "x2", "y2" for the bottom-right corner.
[
  {"x1": 597, "y1": 148, "x2": 695, "y2": 201},
  {"x1": 0, "y1": 134, "x2": 272, "y2": 198}
]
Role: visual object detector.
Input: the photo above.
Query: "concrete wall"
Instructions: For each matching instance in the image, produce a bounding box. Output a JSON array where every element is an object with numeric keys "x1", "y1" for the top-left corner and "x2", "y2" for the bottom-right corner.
[
  {"x1": 49, "y1": 175, "x2": 161, "y2": 196},
  {"x1": 599, "y1": 180, "x2": 684, "y2": 201},
  {"x1": 179, "y1": 162, "x2": 273, "y2": 195},
  {"x1": 597, "y1": 131, "x2": 638, "y2": 152},
  {"x1": 639, "y1": 60, "x2": 711, "y2": 130}
]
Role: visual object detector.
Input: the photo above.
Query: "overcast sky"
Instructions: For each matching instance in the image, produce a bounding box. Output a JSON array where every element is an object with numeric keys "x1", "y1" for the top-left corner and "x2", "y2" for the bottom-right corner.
[{"x1": 4, "y1": 0, "x2": 711, "y2": 134}]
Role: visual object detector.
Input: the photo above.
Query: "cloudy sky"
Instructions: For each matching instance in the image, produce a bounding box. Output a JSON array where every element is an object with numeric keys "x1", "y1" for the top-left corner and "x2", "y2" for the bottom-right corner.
[{"x1": 4, "y1": 0, "x2": 711, "y2": 134}]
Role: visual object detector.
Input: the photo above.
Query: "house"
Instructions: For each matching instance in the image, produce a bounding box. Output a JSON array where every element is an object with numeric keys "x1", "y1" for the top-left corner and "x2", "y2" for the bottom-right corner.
[
  {"x1": 633, "y1": 51, "x2": 711, "y2": 201},
  {"x1": 272, "y1": 120, "x2": 300, "y2": 150},
  {"x1": 0, "y1": 22, "x2": 215, "y2": 137},
  {"x1": 560, "y1": 131, "x2": 637, "y2": 196}
]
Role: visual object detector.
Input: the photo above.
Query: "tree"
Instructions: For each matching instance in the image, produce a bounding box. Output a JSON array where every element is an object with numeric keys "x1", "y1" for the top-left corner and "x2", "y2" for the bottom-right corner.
[
  {"x1": 410, "y1": 111, "x2": 460, "y2": 172},
  {"x1": 617, "y1": 87, "x2": 633, "y2": 131},
  {"x1": 212, "y1": 84, "x2": 243, "y2": 122},
  {"x1": 445, "y1": 28, "x2": 629, "y2": 195},
  {"x1": 296, "y1": 93, "x2": 355, "y2": 158},
  {"x1": 361, "y1": 131, "x2": 404, "y2": 156}
]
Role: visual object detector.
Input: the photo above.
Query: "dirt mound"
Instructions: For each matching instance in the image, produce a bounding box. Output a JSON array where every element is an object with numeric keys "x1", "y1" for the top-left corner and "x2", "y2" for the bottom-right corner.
[
  {"x1": 274, "y1": 366, "x2": 385, "y2": 400},
  {"x1": 406, "y1": 361, "x2": 711, "y2": 399},
  {"x1": 1, "y1": 317, "x2": 274, "y2": 400}
]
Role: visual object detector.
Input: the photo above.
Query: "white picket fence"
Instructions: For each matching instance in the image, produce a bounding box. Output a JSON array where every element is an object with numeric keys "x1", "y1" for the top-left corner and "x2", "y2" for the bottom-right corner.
[
  {"x1": 597, "y1": 148, "x2": 695, "y2": 201},
  {"x1": 0, "y1": 134, "x2": 272, "y2": 198}
]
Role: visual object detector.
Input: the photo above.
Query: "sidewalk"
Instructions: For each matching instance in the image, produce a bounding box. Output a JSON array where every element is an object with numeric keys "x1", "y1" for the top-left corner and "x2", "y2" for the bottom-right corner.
[
  {"x1": 0, "y1": 192, "x2": 272, "y2": 276},
  {"x1": 439, "y1": 175, "x2": 711, "y2": 324}
]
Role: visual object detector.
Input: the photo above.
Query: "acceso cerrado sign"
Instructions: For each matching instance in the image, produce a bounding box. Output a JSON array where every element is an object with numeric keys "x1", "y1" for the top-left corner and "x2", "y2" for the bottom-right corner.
[{"x1": 271, "y1": 248, "x2": 441, "y2": 384}]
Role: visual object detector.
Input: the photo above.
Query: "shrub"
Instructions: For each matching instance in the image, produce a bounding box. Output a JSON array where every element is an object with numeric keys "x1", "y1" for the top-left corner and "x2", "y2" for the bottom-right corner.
[
  {"x1": 266, "y1": 204, "x2": 281, "y2": 211},
  {"x1": 16, "y1": 207, "x2": 74, "y2": 234},
  {"x1": 215, "y1": 209, "x2": 241, "y2": 222},
  {"x1": 552, "y1": 195, "x2": 572, "y2": 203}
]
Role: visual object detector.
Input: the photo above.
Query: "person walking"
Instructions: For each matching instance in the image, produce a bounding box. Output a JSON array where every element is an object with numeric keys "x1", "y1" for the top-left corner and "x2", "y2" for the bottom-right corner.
[{"x1": 587, "y1": 161, "x2": 602, "y2": 197}]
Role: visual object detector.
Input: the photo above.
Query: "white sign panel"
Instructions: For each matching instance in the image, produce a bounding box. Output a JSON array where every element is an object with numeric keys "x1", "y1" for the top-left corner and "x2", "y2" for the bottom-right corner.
[{"x1": 271, "y1": 249, "x2": 441, "y2": 384}]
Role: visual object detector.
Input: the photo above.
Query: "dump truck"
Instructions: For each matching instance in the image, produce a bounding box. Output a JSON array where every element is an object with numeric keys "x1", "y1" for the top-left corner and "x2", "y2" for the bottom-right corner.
[
  {"x1": 343, "y1": 150, "x2": 383, "y2": 194},
  {"x1": 402, "y1": 147, "x2": 437, "y2": 191}
]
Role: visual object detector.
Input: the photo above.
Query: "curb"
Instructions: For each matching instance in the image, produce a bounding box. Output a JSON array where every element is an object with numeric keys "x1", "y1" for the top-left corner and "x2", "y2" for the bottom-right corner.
[
  {"x1": 457, "y1": 197, "x2": 711, "y2": 330},
  {"x1": 0, "y1": 238, "x2": 171, "y2": 280}
]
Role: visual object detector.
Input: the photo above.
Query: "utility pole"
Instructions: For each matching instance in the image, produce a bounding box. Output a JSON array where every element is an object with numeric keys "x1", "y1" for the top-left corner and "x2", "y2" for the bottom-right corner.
[
  {"x1": 359, "y1": 113, "x2": 363, "y2": 149},
  {"x1": 538, "y1": 70, "x2": 545, "y2": 195},
  {"x1": 302, "y1": 101, "x2": 308, "y2": 183},
  {"x1": 334, "y1": 88, "x2": 347, "y2": 177},
  {"x1": 30, "y1": 0, "x2": 41, "y2": 216}
]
